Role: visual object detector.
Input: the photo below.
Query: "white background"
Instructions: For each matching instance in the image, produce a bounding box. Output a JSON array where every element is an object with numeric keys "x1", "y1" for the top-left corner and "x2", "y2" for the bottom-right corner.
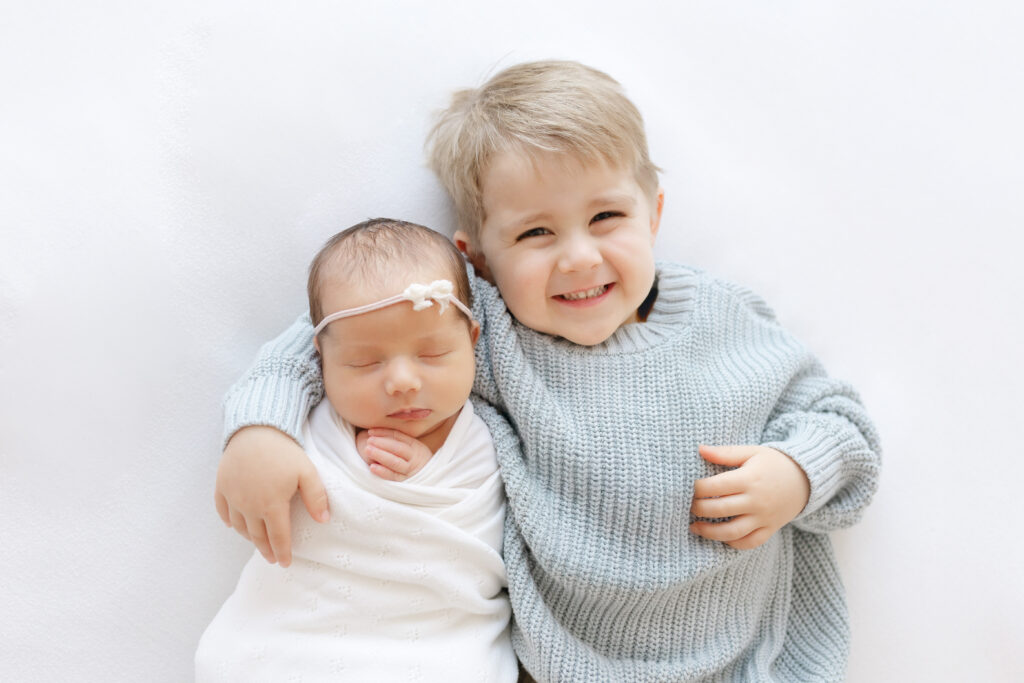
[{"x1": 2, "y1": 2, "x2": 1022, "y2": 681}]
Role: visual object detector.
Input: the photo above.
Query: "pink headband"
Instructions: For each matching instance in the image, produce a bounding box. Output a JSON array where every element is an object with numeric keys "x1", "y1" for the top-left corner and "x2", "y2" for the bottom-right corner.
[{"x1": 313, "y1": 279, "x2": 474, "y2": 336}]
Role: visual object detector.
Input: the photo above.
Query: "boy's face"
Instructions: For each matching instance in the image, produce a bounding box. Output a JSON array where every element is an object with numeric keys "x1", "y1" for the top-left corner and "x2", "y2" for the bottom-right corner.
[
  {"x1": 458, "y1": 150, "x2": 663, "y2": 346},
  {"x1": 314, "y1": 270, "x2": 479, "y2": 453}
]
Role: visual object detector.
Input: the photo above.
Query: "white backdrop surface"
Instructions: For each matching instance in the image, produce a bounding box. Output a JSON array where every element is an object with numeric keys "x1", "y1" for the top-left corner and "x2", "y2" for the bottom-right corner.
[{"x1": 2, "y1": 2, "x2": 1023, "y2": 681}]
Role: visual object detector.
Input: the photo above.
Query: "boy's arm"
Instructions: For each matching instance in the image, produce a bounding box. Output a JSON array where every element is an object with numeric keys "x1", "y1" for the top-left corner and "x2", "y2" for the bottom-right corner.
[
  {"x1": 222, "y1": 313, "x2": 324, "y2": 447},
  {"x1": 757, "y1": 364, "x2": 882, "y2": 533},
  {"x1": 692, "y1": 359, "x2": 881, "y2": 547},
  {"x1": 690, "y1": 282, "x2": 881, "y2": 546},
  {"x1": 216, "y1": 313, "x2": 328, "y2": 567}
]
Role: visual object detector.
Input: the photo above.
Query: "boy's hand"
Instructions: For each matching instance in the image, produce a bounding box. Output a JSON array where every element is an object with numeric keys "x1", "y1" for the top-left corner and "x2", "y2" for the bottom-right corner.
[
  {"x1": 355, "y1": 428, "x2": 432, "y2": 481},
  {"x1": 215, "y1": 426, "x2": 329, "y2": 567},
  {"x1": 689, "y1": 445, "x2": 810, "y2": 550}
]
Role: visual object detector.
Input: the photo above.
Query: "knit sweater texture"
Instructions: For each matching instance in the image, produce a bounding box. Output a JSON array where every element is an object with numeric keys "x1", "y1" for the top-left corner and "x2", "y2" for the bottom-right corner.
[{"x1": 223, "y1": 262, "x2": 881, "y2": 682}]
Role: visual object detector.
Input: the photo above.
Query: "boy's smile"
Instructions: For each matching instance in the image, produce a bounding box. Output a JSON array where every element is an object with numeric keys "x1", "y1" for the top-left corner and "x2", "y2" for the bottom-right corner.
[{"x1": 460, "y1": 150, "x2": 663, "y2": 346}]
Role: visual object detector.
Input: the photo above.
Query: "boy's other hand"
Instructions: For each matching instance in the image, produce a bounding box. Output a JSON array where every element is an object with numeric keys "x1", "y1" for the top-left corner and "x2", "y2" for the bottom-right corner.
[
  {"x1": 689, "y1": 445, "x2": 810, "y2": 550},
  {"x1": 356, "y1": 428, "x2": 432, "y2": 481},
  {"x1": 215, "y1": 426, "x2": 329, "y2": 567}
]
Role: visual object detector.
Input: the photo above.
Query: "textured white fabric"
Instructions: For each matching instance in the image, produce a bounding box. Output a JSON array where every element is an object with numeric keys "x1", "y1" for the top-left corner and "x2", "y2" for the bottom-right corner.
[{"x1": 196, "y1": 400, "x2": 515, "y2": 682}]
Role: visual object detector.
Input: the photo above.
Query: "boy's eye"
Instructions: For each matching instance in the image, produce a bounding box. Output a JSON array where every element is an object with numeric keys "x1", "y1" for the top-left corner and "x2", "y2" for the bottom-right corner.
[
  {"x1": 591, "y1": 211, "x2": 623, "y2": 223},
  {"x1": 515, "y1": 227, "x2": 551, "y2": 241}
]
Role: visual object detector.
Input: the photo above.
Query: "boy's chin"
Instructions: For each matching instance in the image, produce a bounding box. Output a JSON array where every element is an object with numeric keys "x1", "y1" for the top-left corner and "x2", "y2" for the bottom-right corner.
[{"x1": 552, "y1": 324, "x2": 622, "y2": 347}]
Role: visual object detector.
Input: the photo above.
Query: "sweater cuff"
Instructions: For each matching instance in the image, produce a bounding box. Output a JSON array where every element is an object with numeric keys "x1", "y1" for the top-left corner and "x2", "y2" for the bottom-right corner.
[
  {"x1": 222, "y1": 373, "x2": 321, "y2": 449},
  {"x1": 762, "y1": 421, "x2": 850, "y2": 522}
]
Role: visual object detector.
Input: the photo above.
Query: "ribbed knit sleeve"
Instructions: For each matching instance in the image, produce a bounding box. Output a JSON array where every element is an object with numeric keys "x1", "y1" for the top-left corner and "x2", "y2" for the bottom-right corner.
[
  {"x1": 467, "y1": 270, "x2": 506, "y2": 409},
  {"x1": 761, "y1": 366, "x2": 882, "y2": 532},
  {"x1": 221, "y1": 313, "x2": 322, "y2": 447},
  {"x1": 708, "y1": 280, "x2": 882, "y2": 532}
]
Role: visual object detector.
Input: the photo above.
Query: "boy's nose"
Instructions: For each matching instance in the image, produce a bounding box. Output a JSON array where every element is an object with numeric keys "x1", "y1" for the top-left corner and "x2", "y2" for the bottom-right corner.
[
  {"x1": 384, "y1": 357, "x2": 422, "y2": 395},
  {"x1": 557, "y1": 232, "x2": 603, "y2": 273}
]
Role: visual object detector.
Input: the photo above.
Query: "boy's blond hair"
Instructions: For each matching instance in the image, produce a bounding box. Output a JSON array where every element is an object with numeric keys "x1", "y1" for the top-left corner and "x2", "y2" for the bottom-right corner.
[
  {"x1": 307, "y1": 217, "x2": 472, "y2": 329},
  {"x1": 427, "y1": 60, "x2": 660, "y2": 242}
]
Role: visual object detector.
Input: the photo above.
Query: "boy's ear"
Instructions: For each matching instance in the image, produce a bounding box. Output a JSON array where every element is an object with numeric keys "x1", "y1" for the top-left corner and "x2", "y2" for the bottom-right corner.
[
  {"x1": 453, "y1": 230, "x2": 492, "y2": 281},
  {"x1": 650, "y1": 188, "x2": 665, "y2": 241}
]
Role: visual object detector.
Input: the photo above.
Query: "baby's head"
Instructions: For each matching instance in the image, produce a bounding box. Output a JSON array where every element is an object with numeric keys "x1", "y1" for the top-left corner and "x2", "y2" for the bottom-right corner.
[
  {"x1": 308, "y1": 218, "x2": 478, "y2": 453},
  {"x1": 427, "y1": 60, "x2": 664, "y2": 346}
]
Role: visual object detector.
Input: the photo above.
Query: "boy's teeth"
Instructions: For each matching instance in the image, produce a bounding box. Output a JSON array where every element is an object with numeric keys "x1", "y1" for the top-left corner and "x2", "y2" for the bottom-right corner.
[{"x1": 561, "y1": 285, "x2": 607, "y2": 301}]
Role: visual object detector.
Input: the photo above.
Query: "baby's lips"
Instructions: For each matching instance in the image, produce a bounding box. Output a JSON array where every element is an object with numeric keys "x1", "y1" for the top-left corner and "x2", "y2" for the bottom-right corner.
[{"x1": 387, "y1": 408, "x2": 432, "y2": 420}]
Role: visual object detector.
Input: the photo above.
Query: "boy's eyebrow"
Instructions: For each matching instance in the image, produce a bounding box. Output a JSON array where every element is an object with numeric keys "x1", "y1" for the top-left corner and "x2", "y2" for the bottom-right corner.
[
  {"x1": 504, "y1": 210, "x2": 551, "y2": 229},
  {"x1": 589, "y1": 192, "x2": 638, "y2": 209},
  {"x1": 501, "y1": 193, "x2": 639, "y2": 230}
]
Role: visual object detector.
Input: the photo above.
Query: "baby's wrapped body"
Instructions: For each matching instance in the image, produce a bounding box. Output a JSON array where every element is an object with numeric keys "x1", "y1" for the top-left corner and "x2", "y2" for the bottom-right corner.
[{"x1": 196, "y1": 400, "x2": 515, "y2": 683}]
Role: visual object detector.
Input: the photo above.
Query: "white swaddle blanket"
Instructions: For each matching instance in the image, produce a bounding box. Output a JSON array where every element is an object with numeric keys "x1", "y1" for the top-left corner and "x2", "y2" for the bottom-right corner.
[{"x1": 196, "y1": 400, "x2": 515, "y2": 682}]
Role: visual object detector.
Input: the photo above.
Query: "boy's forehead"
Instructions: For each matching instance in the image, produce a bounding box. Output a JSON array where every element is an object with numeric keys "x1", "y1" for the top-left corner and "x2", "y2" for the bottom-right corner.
[
  {"x1": 485, "y1": 147, "x2": 595, "y2": 180},
  {"x1": 482, "y1": 150, "x2": 637, "y2": 210}
]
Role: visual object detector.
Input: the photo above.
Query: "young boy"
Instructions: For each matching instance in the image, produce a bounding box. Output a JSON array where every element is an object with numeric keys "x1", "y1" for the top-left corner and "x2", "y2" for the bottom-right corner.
[
  {"x1": 216, "y1": 62, "x2": 881, "y2": 681},
  {"x1": 198, "y1": 219, "x2": 517, "y2": 682}
]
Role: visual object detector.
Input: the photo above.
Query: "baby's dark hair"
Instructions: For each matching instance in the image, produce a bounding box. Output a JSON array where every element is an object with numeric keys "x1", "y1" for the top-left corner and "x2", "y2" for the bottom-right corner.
[{"x1": 307, "y1": 218, "x2": 472, "y2": 328}]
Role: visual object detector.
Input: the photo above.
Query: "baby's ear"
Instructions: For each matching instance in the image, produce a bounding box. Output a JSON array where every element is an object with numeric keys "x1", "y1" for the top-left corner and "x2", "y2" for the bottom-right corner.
[
  {"x1": 313, "y1": 334, "x2": 321, "y2": 354},
  {"x1": 469, "y1": 320, "x2": 481, "y2": 345}
]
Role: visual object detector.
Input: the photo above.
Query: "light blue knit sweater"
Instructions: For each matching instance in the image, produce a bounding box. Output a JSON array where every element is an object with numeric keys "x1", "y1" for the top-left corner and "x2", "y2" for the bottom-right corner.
[{"x1": 224, "y1": 262, "x2": 881, "y2": 682}]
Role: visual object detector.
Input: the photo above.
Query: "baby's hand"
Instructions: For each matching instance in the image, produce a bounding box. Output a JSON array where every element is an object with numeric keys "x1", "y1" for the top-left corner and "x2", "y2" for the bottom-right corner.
[
  {"x1": 355, "y1": 428, "x2": 432, "y2": 481},
  {"x1": 689, "y1": 444, "x2": 810, "y2": 550},
  {"x1": 215, "y1": 426, "x2": 329, "y2": 567}
]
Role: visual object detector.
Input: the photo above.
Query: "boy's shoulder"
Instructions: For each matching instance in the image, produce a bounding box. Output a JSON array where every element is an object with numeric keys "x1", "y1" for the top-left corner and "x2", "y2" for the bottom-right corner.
[{"x1": 657, "y1": 261, "x2": 778, "y2": 324}]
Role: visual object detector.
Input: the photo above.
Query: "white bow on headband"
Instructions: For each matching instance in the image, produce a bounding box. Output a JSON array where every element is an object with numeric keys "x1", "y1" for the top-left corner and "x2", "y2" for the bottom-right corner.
[{"x1": 313, "y1": 279, "x2": 474, "y2": 336}]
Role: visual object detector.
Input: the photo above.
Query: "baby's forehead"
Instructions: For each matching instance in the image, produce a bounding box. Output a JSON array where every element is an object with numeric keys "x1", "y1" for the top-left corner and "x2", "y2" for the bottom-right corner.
[{"x1": 320, "y1": 257, "x2": 455, "y2": 307}]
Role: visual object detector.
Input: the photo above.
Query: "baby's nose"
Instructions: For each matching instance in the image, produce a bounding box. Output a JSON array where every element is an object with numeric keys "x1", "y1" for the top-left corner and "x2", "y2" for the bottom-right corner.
[{"x1": 384, "y1": 357, "x2": 422, "y2": 394}]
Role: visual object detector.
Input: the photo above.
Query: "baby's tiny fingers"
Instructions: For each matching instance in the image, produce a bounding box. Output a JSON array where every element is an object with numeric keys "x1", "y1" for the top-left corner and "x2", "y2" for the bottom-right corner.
[
  {"x1": 369, "y1": 463, "x2": 402, "y2": 481},
  {"x1": 367, "y1": 445, "x2": 412, "y2": 474},
  {"x1": 368, "y1": 437, "x2": 411, "y2": 463},
  {"x1": 367, "y1": 428, "x2": 411, "y2": 444}
]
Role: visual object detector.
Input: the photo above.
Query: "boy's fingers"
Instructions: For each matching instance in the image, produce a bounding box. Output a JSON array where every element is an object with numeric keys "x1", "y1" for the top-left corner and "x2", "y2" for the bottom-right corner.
[
  {"x1": 214, "y1": 492, "x2": 231, "y2": 527},
  {"x1": 248, "y1": 518, "x2": 276, "y2": 565},
  {"x1": 690, "y1": 493, "x2": 750, "y2": 519},
  {"x1": 726, "y1": 528, "x2": 773, "y2": 550},
  {"x1": 692, "y1": 469, "x2": 746, "y2": 499},
  {"x1": 690, "y1": 515, "x2": 758, "y2": 543},
  {"x1": 298, "y1": 467, "x2": 330, "y2": 523},
  {"x1": 265, "y1": 506, "x2": 292, "y2": 567},
  {"x1": 698, "y1": 444, "x2": 755, "y2": 467},
  {"x1": 228, "y1": 508, "x2": 251, "y2": 540}
]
